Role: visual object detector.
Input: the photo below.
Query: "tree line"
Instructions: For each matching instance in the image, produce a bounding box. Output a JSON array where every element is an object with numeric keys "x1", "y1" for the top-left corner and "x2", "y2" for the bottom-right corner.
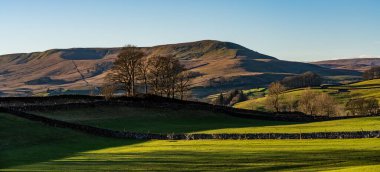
[
  {"x1": 265, "y1": 82, "x2": 341, "y2": 116},
  {"x1": 102, "y1": 45, "x2": 192, "y2": 100},
  {"x1": 213, "y1": 89, "x2": 248, "y2": 106},
  {"x1": 265, "y1": 82, "x2": 380, "y2": 117},
  {"x1": 280, "y1": 71, "x2": 323, "y2": 89}
]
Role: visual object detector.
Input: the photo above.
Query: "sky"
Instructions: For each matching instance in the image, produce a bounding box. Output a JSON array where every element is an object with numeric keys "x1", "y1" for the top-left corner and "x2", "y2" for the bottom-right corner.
[{"x1": 0, "y1": 0, "x2": 379, "y2": 61}]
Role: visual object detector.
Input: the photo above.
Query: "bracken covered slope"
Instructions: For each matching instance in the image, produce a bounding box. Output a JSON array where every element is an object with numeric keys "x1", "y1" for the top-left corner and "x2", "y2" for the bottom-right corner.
[
  {"x1": 312, "y1": 58, "x2": 380, "y2": 72},
  {"x1": 0, "y1": 40, "x2": 360, "y2": 97}
]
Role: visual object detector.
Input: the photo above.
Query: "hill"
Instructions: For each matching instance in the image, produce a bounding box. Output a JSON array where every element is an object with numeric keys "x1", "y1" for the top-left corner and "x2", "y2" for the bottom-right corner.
[
  {"x1": 235, "y1": 78, "x2": 380, "y2": 111},
  {"x1": 312, "y1": 58, "x2": 380, "y2": 72},
  {"x1": 0, "y1": 40, "x2": 360, "y2": 98}
]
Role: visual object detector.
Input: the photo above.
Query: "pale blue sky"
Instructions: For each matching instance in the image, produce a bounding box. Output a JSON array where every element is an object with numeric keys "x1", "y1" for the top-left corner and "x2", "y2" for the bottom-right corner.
[{"x1": 0, "y1": 0, "x2": 379, "y2": 61}]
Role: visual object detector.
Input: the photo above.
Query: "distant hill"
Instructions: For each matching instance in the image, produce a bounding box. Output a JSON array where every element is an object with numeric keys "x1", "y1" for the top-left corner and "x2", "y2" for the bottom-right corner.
[
  {"x1": 0, "y1": 40, "x2": 360, "y2": 98},
  {"x1": 312, "y1": 58, "x2": 380, "y2": 72}
]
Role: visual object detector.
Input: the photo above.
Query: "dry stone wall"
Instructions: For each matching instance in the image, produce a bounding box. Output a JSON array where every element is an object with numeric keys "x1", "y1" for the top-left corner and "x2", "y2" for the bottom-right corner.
[
  {"x1": 1, "y1": 107, "x2": 380, "y2": 140},
  {"x1": 0, "y1": 95, "x2": 359, "y2": 122}
]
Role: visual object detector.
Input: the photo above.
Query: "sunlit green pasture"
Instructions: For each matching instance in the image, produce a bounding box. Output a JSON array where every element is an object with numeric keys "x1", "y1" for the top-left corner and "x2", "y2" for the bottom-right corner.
[
  {"x1": 34, "y1": 106, "x2": 380, "y2": 134},
  {"x1": 2, "y1": 112, "x2": 380, "y2": 171},
  {"x1": 235, "y1": 79, "x2": 380, "y2": 111}
]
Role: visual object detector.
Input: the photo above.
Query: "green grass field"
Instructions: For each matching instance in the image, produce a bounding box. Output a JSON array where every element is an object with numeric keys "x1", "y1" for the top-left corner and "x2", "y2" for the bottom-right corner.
[
  {"x1": 34, "y1": 106, "x2": 291, "y2": 133},
  {"x1": 2, "y1": 112, "x2": 380, "y2": 171},
  {"x1": 235, "y1": 79, "x2": 380, "y2": 111},
  {"x1": 34, "y1": 106, "x2": 380, "y2": 134}
]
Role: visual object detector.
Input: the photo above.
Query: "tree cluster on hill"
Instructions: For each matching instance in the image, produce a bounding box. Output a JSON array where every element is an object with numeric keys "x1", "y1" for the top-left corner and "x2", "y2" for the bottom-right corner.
[
  {"x1": 363, "y1": 66, "x2": 380, "y2": 80},
  {"x1": 265, "y1": 82, "x2": 286, "y2": 113},
  {"x1": 280, "y1": 71, "x2": 323, "y2": 89},
  {"x1": 103, "y1": 45, "x2": 192, "y2": 99},
  {"x1": 345, "y1": 98, "x2": 379, "y2": 116},
  {"x1": 213, "y1": 89, "x2": 247, "y2": 106},
  {"x1": 265, "y1": 82, "x2": 340, "y2": 116},
  {"x1": 296, "y1": 89, "x2": 339, "y2": 116}
]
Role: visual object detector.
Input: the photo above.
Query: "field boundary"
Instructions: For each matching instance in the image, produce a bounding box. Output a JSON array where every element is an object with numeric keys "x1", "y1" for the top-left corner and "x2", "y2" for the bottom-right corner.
[
  {"x1": 1, "y1": 95, "x2": 374, "y2": 122},
  {"x1": 2, "y1": 107, "x2": 380, "y2": 140}
]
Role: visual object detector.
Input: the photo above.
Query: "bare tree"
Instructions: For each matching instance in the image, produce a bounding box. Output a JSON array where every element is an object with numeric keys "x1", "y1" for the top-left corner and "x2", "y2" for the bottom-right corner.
[
  {"x1": 314, "y1": 93, "x2": 339, "y2": 117},
  {"x1": 101, "y1": 81, "x2": 117, "y2": 100},
  {"x1": 106, "y1": 47, "x2": 194, "y2": 99},
  {"x1": 147, "y1": 55, "x2": 184, "y2": 98},
  {"x1": 109, "y1": 45, "x2": 144, "y2": 96},
  {"x1": 281, "y1": 95, "x2": 298, "y2": 112},
  {"x1": 297, "y1": 89, "x2": 318, "y2": 116},
  {"x1": 138, "y1": 58, "x2": 149, "y2": 94},
  {"x1": 265, "y1": 82, "x2": 286, "y2": 112},
  {"x1": 176, "y1": 71, "x2": 192, "y2": 100},
  {"x1": 146, "y1": 55, "x2": 163, "y2": 95}
]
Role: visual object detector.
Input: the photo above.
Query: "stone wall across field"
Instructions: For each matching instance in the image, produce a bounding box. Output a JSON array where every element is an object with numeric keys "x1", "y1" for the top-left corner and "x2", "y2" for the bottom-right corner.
[
  {"x1": 1, "y1": 107, "x2": 380, "y2": 140},
  {"x1": 0, "y1": 95, "x2": 361, "y2": 122}
]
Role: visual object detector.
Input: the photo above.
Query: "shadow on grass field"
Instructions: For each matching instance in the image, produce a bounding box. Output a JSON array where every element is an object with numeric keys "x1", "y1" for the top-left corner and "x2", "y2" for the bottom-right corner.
[
  {"x1": 6, "y1": 139, "x2": 380, "y2": 171},
  {"x1": 0, "y1": 113, "x2": 144, "y2": 169},
  {"x1": 2, "y1": 112, "x2": 380, "y2": 171},
  {"x1": 33, "y1": 106, "x2": 380, "y2": 134},
  {"x1": 33, "y1": 106, "x2": 299, "y2": 134}
]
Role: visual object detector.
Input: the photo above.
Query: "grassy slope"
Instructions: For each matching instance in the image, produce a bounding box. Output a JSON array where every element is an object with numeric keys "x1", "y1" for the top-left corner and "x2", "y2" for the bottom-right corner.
[
  {"x1": 34, "y1": 106, "x2": 291, "y2": 134},
  {"x1": 12, "y1": 139, "x2": 380, "y2": 172},
  {"x1": 0, "y1": 112, "x2": 137, "y2": 169},
  {"x1": 2, "y1": 113, "x2": 380, "y2": 171},
  {"x1": 235, "y1": 79, "x2": 380, "y2": 111},
  {"x1": 34, "y1": 106, "x2": 380, "y2": 134}
]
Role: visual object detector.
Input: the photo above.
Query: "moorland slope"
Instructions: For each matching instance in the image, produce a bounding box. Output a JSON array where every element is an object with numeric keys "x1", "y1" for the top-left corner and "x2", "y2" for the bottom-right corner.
[{"x1": 0, "y1": 40, "x2": 360, "y2": 98}]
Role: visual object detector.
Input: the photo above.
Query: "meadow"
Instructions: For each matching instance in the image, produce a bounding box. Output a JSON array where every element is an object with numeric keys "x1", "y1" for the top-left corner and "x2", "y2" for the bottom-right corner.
[
  {"x1": 2, "y1": 112, "x2": 380, "y2": 171},
  {"x1": 34, "y1": 106, "x2": 380, "y2": 134},
  {"x1": 235, "y1": 79, "x2": 380, "y2": 111},
  {"x1": 3, "y1": 80, "x2": 380, "y2": 171}
]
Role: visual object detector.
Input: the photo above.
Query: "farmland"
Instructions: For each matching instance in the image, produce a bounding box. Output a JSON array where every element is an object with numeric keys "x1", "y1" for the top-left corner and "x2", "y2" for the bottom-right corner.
[
  {"x1": 32, "y1": 106, "x2": 380, "y2": 134},
  {"x1": 235, "y1": 79, "x2": 380, "y2": 111},
  {"x1": 2, "y1": 112, "x2": 380, "y2": 171}
]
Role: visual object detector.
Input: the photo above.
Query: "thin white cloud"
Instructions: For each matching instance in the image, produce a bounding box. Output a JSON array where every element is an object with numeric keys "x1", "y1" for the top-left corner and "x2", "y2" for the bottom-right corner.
[
  {"x1": 358, "y1": 55, "x2": 380, "y2": 58},
  {"x1": 328, "y1": 55, "x2": 380, "y2": 61}
]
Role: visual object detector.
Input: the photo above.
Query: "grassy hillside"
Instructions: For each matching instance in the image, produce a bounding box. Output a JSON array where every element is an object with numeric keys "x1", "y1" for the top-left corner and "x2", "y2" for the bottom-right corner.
[
  {"x1": 34, "y1": 106, "x2": 380, "y2": 134},
  {"x1": 34, "y1": 106, "x2": 291, "y2": 134},
  {"x1": 0, "y1": 40, "x2": 360, "y2": 98},
  {"x1": 235, "y1": 79, "x2": 380, "y2": 111},
  {"x1": 2, "y1": 112, "x2": 380, "y2": 171},
  {"x1": 0, "y1": 112, "x2": 134, "y2": 169}
]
